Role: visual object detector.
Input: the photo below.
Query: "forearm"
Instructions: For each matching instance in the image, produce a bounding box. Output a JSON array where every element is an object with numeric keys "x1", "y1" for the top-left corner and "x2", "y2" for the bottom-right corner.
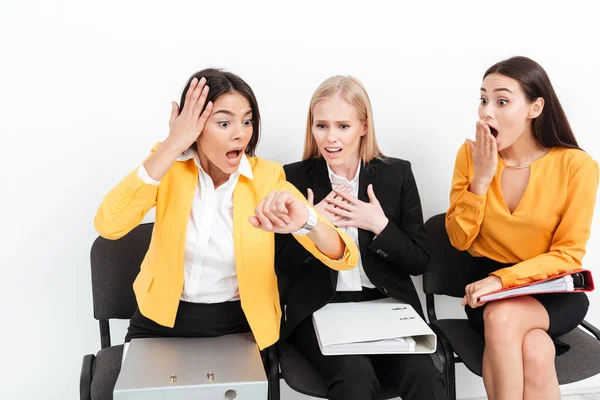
[
  {"x1": 143, "y1": 139, "x2": 185, "y2": 181},
  {"x1": 446, "y1": 189, "x2": 486, "y2": 251},
  {"x1": 468, "y1": 176, "x2": 491, "y2": 196},
  {"x1": 307, "y1": 220, "x2": 345, "y2": 260}
]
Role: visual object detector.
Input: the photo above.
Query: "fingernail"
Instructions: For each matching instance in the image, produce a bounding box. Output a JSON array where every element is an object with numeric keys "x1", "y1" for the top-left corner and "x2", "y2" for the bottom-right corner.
[
  {"x1": 266, "y1": 223, "x2": 272, "y2": 229},
  {"x1": 284, "y1": 217, "x2": 291, "y2": 224},
  {"x1": 200, "y1": 77, "x2": 205, "y2": 82},
  {"x1": 279, "y1": 222, "x2": 286, "y2": 228}
]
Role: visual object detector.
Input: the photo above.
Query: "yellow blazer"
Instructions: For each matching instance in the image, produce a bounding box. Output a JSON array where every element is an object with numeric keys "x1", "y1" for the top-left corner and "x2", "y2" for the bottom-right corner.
[{"x1": 94, "y1": 144, "x2": 358, "y2": 350}]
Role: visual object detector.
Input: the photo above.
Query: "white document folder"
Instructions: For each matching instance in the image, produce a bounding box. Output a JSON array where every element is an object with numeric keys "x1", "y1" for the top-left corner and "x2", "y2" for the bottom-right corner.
[{"x1": 312, "y1": 298, "x2": 437, "y2": 355}]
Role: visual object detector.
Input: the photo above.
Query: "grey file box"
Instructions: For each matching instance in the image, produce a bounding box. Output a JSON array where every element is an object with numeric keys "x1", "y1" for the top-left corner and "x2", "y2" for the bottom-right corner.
[{"x1": 113, "y1": 334, "x2": 268, "y2": 400}]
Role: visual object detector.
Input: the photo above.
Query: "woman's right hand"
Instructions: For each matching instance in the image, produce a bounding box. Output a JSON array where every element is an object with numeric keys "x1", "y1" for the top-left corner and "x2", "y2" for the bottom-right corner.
[
  {"x1": 466, "y1": 121, "x2": 498, "y2": 195},
  {"x1": 166, "y1": 77, "x2": 213, "y2": 153},
  {"x1": 307, "y1": 186, "x2": 352, "y2": 225}
]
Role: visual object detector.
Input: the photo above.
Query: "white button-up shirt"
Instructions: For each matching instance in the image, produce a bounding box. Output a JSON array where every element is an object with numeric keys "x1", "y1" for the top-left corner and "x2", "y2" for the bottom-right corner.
[
  {"x1": 327, "y1": 163, "x2": 375, "y2": 291},
  {"x1": 137, "y1": 147, "x2": 253, "y2": 303}
]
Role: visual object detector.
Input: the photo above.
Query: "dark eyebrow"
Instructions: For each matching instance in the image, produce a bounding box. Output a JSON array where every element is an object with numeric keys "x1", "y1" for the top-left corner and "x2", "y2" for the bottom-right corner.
[
  {"x1": 213, "y1": 110, "x2": 235, "y2": 117},
  {"x1": 213, "y1": 109, "x2": 253, "y2": 117},
  {"x1": 480, "y1": 87, "x2": 513, "y2": 94}
]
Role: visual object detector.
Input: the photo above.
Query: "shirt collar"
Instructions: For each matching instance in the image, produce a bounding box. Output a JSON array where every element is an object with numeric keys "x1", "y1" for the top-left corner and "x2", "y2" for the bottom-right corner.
[
  {"x1": 326, "y1": 161, "x2": 361, "y2": 186},
  {"x1": 177, "y1": 147, "x2": 253, "y2": 180}
]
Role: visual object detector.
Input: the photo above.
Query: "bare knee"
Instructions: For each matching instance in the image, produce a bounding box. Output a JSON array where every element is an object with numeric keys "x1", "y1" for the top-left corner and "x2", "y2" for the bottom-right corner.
[
  {"x1": 483, "y1": 301, "x2": 517, "y2": 344},
  {"x1": 523, "y1": 329, "x2": 556, "y2": 387}
]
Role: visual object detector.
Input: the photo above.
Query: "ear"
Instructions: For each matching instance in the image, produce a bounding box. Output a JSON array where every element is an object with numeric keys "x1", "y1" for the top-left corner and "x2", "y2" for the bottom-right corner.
[
  {"x1": 361, "y1": 121, "x2": 368, "y2": 136},
  {"x1": 528, "y1": 97, "x2": 545, "y2": 119}
]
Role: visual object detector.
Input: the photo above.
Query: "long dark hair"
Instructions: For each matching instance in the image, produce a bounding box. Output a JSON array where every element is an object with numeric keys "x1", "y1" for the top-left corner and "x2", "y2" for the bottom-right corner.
[
  {"x1": 484, "y1": 56, "x2": 580, "y2": 149},
  {"x1": 179, "y1": 68, "x2": 261, "y2": 156}
]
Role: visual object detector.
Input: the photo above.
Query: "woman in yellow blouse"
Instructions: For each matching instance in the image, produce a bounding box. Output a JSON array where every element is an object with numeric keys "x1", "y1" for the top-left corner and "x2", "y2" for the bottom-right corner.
[
  {"x1": 446, "y1": 56, "x2": 598, "y2": 400},
  {"x1": 95, "y1": 69, "x2": 358, "y2": 356}
]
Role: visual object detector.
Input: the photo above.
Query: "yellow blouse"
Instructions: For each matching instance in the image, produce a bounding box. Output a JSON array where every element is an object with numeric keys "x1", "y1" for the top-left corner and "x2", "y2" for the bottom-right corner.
[{"x1": 446, "y1": 142, "x2": 599, "y2": 288}]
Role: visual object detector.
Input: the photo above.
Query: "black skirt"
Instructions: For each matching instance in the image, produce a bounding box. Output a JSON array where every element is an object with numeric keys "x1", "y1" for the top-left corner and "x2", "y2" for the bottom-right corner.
[
  {"x1": 125, "y1": 300, "x2": 251, "y2": 343},
  {"x1": 464, "y1": 257, "x2": 589, "y2": 355}
]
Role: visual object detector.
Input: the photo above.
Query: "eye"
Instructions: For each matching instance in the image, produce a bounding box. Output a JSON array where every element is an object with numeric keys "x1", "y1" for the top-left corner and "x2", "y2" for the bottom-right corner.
[
  {"x1": 498, "y1": 99, "x2": 509, "y2": 106},
  {"x1": 316, "y1": 123, "x2": 327, "y2": 129},
  {"x1": 339, "y1": 124, "x2": 350, "y2": 130},
  {"x1": 243, "y1": 119, "x2": 252, "y2": 126},
  {"x1": 480, "y1": 98, "x2": 488, "y2": 105},
  {"x1": 219, "y1": 121, "x2": 229, "y2": 128}
]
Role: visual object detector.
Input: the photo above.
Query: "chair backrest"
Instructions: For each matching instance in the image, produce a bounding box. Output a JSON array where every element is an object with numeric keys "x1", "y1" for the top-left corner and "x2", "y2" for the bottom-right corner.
[
  {"x1": 423, "y1": 213, "x2": 472, "y2": 298},
  {"x1": 90, "y1": 223, "x2": 153, "y2": 321}
]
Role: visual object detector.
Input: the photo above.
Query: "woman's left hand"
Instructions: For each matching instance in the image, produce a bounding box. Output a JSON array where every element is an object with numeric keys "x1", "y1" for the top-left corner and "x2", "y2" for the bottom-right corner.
[
  {"x1": 249, "y1": 190, "x2": 309, "y2": 234},
  {"x1": 462, "y1": 275, "x2": 503, "y2": 308},
  {"x1": 325, "y1": 184, "x2": 389, "y2": 235}
]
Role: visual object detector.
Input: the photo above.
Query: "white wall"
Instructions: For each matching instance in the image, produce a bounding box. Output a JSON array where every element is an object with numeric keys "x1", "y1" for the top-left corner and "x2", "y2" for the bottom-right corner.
[{"x1": 1, "y1": 1, "x2": 599, "y2": 399}]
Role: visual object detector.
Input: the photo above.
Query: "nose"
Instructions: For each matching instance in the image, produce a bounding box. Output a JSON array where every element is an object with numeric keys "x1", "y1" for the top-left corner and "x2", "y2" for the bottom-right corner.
[
  {"x1": 479, "y1": 104, "x2": 493, "y2": 120},
  {"x1": 325, "y1": 131, "x2": 339, "y2": 143},
  {"x1": 233, "y1": 122, "x2": 249, "y2": 141}
]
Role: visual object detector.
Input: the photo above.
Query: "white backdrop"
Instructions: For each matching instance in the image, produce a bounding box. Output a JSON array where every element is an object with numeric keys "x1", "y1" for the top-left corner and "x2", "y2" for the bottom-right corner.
[{"x1": 1, "y1": 1, "x2": 599, "y2": 399}]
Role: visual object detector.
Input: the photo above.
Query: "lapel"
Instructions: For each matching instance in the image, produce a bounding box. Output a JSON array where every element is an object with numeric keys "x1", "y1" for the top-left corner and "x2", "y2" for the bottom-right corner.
[
  {"x1": 175, "y1": 160, "x2": 199, "y2": 278},
  {"x1": 307, "y1": 157, "x2": 332, "y2": 203},
  {"x1": 232, "y1": 170, "x2": 272, "y2": 296},
  {"x1": 357, "y1": 160, "x2": 379, "y2": 256}
]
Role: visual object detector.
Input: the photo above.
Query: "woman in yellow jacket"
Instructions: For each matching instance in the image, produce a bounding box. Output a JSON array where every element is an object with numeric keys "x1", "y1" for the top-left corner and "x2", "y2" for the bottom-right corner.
[
  {"x1": 446, "y1": 56, "x2": 598, "y2": 400},
  {"x1": 94, "y1": 69, "x2": 358, "y2": 355}
]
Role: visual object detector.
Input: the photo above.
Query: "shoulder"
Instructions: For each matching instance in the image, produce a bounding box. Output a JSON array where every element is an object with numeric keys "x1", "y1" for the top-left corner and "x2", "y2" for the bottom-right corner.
[
  {"x1": 248, "y1": 156, "x2": 283, "y2": 185},
  {"x1": 283, "y1": 159, "x2": 314, "y2": 177},
  {"x1": 367, "y1": 156, "x2": 412, "y2": 175},
  {"x1": 248, "y1": 155, "x2": 281, "y2": 170},
  {"x1": 551, "y1": 147, "x2": 598, "y2": 177}
]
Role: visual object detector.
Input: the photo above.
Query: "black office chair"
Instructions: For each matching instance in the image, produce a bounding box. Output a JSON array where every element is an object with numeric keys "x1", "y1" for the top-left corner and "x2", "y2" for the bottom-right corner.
[
  {"x1": 424, "y1": 213, "x2": 600, "y2": 400},
  {"x1": 80, "y1": 223, "x2": 280, "y2": 400},
  {"x1": 80, "y1": 223, "x2": 153, "y2": 400}
]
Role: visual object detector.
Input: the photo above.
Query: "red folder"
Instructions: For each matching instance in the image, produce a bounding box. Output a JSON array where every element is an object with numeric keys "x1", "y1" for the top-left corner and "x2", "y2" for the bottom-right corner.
[{"x1": 478, "y1": 269, "x2": 594, "y2": 303}]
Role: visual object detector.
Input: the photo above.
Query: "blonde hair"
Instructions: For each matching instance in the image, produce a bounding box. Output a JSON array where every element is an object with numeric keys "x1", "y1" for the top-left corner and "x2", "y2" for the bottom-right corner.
[{"x1": 302, "y1": 75, "x2": 383, "y2": 162}]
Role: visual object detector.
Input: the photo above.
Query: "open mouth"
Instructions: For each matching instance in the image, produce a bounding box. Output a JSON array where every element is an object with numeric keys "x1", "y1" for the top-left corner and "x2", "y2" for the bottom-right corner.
[
  {"x1": 226, "y1": 148, "x2": 245, "y2": 165},
  {"x1": 325, "y1": 147, "x2": 342, "y2": 155},
  {"x1": 488, "y1": 126, "x2": 499, "y2": 138}
]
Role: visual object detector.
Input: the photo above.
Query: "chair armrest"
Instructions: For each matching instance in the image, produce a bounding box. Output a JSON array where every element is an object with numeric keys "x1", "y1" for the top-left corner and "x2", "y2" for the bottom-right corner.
[
  {"x1": 580, "y1": 320, "x2": 600, "y2": 340},
  {"x1": 80, "y1": 354, "x2": 95, "y2": 400},
  {"x1": 267, "y1": 345, "x2": 280, "y2": 400}
]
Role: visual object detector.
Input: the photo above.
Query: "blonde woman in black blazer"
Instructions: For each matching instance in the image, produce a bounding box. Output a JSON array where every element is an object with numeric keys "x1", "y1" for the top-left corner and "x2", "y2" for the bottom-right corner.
[{"x1": 276, "y1": 76, "x2": 446, "y2": 400}]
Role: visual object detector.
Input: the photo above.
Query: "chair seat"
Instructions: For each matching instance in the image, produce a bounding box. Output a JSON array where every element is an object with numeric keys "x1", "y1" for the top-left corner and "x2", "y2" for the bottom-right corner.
[
  {"x1": 278, "y1": 341, "x2": 401, "y2": 399},
  {"x1": 432, "y1": 319, "x2": 600, "y2": 384},
  {"x1": 90, "y1": 345, "x2": 123, "y2": 400},
  {"x1": 554, "y1": 327, "x2": 600, "y2": 384}
]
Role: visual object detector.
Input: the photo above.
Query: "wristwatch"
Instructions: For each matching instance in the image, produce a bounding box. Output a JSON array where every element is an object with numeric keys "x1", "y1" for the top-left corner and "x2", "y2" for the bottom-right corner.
[{"x1": 293, "y1": 205, "x2": 318, "y2": 236}]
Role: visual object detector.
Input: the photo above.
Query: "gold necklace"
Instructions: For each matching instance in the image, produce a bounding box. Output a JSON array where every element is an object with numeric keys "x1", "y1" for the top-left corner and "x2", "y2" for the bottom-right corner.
[{"x1": 504, "y1": 164, "x2": 531, "y2": 170}]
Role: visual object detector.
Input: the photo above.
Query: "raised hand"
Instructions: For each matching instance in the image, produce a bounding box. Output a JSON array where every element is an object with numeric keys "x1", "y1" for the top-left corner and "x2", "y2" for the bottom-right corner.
[
  {"x1": 325, "y1": 184, "x2": 389, "y2": 235},
  {"x1": 466, "y1": 121, "x2": 498, "y2": 195},
  {"x1": 166, "y1": 77, "x2": 214, "y2": 153},
  {"x1": 307, "y1": 186, "x2": 352, "y2": 225}
]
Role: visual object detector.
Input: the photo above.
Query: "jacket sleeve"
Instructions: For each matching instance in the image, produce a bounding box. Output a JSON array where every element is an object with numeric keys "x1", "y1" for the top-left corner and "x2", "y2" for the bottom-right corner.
[
  {"x1": 445, "y1": 142, "x2": 487, "y2": 251},
  {"x1": 491, "y1": 158, "x2": 599, "y2": 288},
  {"x1": 366, "y1": 161, "x2": 430, "y2": 276},
  {"x1": 94, "y1": 146, "x2": 160, "y2": 240},
  {"x1": 274, "y1": 165, "x2": 358, "y2": 274}
]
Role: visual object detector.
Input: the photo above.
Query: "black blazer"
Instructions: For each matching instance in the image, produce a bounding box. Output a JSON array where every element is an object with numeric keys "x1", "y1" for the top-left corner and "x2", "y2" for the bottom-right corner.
[{"x1": 275, "y1": 156, "x2": 430, "y2": 339}]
